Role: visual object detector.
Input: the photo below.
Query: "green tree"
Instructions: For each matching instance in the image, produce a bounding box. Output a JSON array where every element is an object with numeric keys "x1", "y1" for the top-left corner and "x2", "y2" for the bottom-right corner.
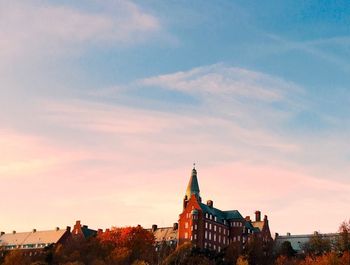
[
  {"x1": 303, "y1": 233, "x2": 331, "y2": 256},
  {"x1": 162, "y1": 243, "x2": 214, "y2": 265},
  {"x1": 277, "y1": 241, "x2": 296, "y2": 258},
  {"x1": 337, "y1": 221, "x2": 350, "y2": 253},
  {"x1": 243, "y1": 236, "x2": 264, "y2": 265}
]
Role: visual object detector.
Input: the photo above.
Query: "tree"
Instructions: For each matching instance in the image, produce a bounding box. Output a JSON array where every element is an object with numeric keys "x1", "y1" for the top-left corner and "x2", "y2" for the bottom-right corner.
[
  {"x1": 2, "y1": 250, "x2": 30, "y2": 265},
  {"x1": 277, "y1": 241, "x2": 296, "y2": 258},
  {"x1": 274, "y1": 256, "x2": 297, "y2": 265},
  {"x1": 243, "y1": 236, "x2": 264, "y2": 265},
  {"x1": 337, "y1": 221, "x2": 350, "y2": 253},
  {"x1": 99, "y1": 226, "x2": 156, "y2": 265},
  {"x1": 221, "y1": 243, "x2": 241, "y2": 265},
  {"x1": 303, "y1": 233, "x2": 331, "y2": 256},
  {"x1": 236, "y1": 256, "x2": 249, "y2": 265},
  {"x1": 162, "y1": 243, "x2": 214, "y2": 265}
]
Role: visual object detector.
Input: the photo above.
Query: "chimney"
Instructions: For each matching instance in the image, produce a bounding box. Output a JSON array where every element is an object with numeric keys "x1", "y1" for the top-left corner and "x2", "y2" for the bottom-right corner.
[
  {"x1": 97, "y1": 229, "x2": 103, "y2": 235},
  {"x1": 83, "y1": 225, "x2": 88, "y2": 229},
  {"x1": 173, "y1": 223, "x2": 178, "y2": 230},
  {"x1": 12, "y1": 230, "x2": 16, "y2": 234},
  {"x1": 56, "y1": 227, "x2": 60, "y2": 231},
  {"x1": 255, "y1": 211, "x2": 261, "y2": 222},
  {"x1": 275, "y1": 233, "x2": 279, "y2": 239},
  {"x1": 245, "y1": 216, "x2": 251, "y2": 222},
  {"x1": 264, "y1": 215, "x2": 268, "y2": 221},
  {"x1": 1, "y1": 232, "x2": 5, "y2": 236},
  {"x1": 66, "y1": 226, "x2": 71, "y2": 232},
  {"x1": 287, "y1": 232, "x2": 291, "y2": 236},
  {"x1": 207, "y1": 200, "x2": 213, "y2": 208},
  {"x1": 152, "y1": 224, "x2": 158, "y2": 232},
  {"x1": 32, "y1": 229, "x2": 36, "y2": 233},
  {"x1": 105, "y1": 228, "x2": 110, "y2": 233}
]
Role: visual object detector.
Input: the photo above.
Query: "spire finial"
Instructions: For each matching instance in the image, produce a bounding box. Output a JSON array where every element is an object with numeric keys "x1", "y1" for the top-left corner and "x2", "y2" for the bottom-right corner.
[{"x1": 193, "y1": 162, "x2": 196, "y2": 169}]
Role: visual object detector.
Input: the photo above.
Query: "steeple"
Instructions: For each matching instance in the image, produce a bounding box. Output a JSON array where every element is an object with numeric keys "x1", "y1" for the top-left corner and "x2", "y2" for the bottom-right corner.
[{"x1": 185, "y1": 165, "x2": 201, "y2": 201}]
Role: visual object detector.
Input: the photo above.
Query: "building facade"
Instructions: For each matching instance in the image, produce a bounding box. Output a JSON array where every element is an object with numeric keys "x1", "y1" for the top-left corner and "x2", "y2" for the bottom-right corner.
[{"x1": 178, "y1": 167, "x2": 272, "y2": 251}]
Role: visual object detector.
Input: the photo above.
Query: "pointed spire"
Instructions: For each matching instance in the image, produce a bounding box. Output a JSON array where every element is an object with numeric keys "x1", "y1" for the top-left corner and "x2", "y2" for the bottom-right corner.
[{"x1": 185, "y1": 165, "x2": 201, "y2": 200}]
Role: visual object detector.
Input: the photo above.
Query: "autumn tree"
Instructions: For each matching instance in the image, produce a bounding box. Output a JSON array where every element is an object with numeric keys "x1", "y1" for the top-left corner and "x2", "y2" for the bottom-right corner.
[
  {"x1": 99, "y1": 225, "x2": 156, "y2": 265},
  {"x1": 2, "y1": 250, "x2": 30, "y2": 265},
  {"x1": 236, "y1": 256, "x2": 249, "y2": 265}
]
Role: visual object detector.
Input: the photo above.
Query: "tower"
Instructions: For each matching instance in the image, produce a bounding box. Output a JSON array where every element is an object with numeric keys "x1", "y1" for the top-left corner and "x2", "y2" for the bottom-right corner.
[{"x1": 183, "y1": 166, "x2": 201, "y2": 209}]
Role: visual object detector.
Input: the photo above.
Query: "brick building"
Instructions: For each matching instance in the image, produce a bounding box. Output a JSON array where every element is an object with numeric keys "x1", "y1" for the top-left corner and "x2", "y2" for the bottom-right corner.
[{"x1": 178, "y1": 167, "x2": 272, "y2": 251}]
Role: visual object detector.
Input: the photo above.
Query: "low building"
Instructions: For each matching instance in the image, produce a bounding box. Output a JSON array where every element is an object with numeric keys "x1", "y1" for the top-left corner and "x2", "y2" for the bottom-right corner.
[
  {"x1": 0, "y1": 226, "x2": 71, "y2": 256},
  {"x1": 275, "y1": 232, "x2": 339, "y2": 254}
]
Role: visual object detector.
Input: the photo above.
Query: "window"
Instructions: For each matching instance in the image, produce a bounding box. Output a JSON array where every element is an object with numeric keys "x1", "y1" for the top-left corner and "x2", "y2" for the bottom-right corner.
[
  {"x1": 215, "y1": 216, "x2": 217, "y2": 222},
  {"x1": 213, "y1": 245, "x2": 216, "y2": 250},
  {"x1": 209, "y1": 223, "x2": 212, "y2": 230},
  {"x1": 214, "y1": 225, "x2": 216, "y2": 232},
  {"x1": 185, "y1": 222, "x2": 188, "y2": 229},
  {"x1": 214, "y1": 234, "x2": 216, "y2": 241},
  {"x1": 218, "y1": 246, "x2": 221, "y2": 252},
  {"x1": 205, "y1": 222, "x2": 208, "y2": 229},
  {"x1": 219, "y1": 227, "x2": 221, "y2": 233},
  {"x1": 205, "y1": 231, "x2": 208, "y2": 239},
  {"x1": 205, "y1": 242, "x2": 208, "y2": 248},
  {"x1": 209, "y1": 232, "x2": 211, "y2": 240},
  {"x1": 206, "y1": 213, "x2": 208, "y2": 218},
  {"x1": 219, "y1": 235, "x2": 221, "y2": 242},
  {"x1": 194, "y1": 234, "x2": 197, "y2": 240},
  {"x1": 185, "y1": 232, "x2": 188, "y2": 239},
  {"x1": 195, "y1": 224, "x2": 197, "y2": 230}
]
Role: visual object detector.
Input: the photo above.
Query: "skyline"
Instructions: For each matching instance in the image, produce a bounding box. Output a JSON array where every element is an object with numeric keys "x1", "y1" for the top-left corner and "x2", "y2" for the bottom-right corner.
[{"x1": 1, "y1": 0, "x2": 350, "y2": 235}]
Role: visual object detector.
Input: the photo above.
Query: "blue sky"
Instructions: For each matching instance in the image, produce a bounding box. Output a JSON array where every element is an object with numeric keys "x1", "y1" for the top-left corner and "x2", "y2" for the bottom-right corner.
[{"x1": 1, "y1": 0, "x2": 350, "y2": 234}]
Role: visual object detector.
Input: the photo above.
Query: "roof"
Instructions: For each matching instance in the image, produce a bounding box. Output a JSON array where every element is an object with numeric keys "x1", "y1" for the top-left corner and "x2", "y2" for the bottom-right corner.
[
  {"x1": 199, "y1": 203, "x2": 243, "y2": 224},
  {"x1": 0, "y1": 229, "x2": 67, "y2": 249},
  {"x1": 252, "y1": 221, "x2": 264, "y2": 231},
  {"x1": 151, "y1": 227, "x2": 178, "y2": 243},
  {"x1": 81, "y1": 226, "x2": 97, "y2": 238},
  {"x1": 245, "y1": 221, "x2": 259, "y2": 232},
  {"x1": 275, "y1": 233, "x2": 339, "y2": 252},
  {"x1": 186, "y1": 168, "x2": 200, "y2": 200}
]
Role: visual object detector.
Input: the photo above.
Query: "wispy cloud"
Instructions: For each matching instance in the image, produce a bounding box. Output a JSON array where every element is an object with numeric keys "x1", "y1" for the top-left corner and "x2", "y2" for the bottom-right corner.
[{"x1": 0, "y1": 0, "x2": 160, "y2": 58}]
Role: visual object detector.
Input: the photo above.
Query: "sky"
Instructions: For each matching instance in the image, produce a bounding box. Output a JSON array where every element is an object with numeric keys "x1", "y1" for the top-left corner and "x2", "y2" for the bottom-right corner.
[{"x1": 1, "y1": 0, "x2": 350, "y2": 235}]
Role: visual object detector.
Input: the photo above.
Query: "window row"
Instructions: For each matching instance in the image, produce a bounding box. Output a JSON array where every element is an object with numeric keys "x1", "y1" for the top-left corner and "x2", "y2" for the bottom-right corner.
[{"x1": 204, "y1": 242, "x2": 221, "y2": 252}]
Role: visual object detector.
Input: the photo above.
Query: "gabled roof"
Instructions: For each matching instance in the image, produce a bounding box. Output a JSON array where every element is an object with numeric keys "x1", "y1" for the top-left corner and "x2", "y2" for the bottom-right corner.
[
  {"x1": 199, "y1": 203, "x2": 243, "y2": 224},
  {"x1": 245, "y1": 221, "x2": 260, "y2": 232},
  {"x1": 81, "y1": 226, "x2": 97, "y2": 238},
  {"x1": 0, "y1": 229, "x2": 67, "y2": 248},
  {"x1": 152, "y1": 227, "x2": 178, "y2": 243},
  {"x1": 252, "y1": 221, "x2": 264, "y2": 231},
  {"x1": 223, "y1": 210, "x2": 244, "y2": 220}
]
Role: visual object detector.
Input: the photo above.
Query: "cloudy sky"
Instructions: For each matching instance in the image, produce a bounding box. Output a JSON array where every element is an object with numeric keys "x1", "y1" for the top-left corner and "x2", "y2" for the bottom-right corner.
[{"x1": 1, "y1": 0, "x2": 350, "y2": 235}]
